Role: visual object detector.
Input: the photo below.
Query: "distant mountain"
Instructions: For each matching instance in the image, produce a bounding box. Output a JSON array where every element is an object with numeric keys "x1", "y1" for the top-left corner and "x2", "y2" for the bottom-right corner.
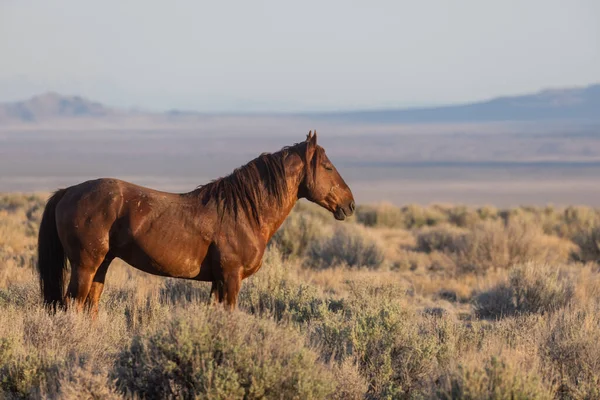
[
  {"x1": 311, "y1": 84, "x2": 600, "y2": 123},
  {"x1": 1, "y1": 84, "x2": 599, "y2": 125},
  {"x1": 0, "y1": 92, "x2": 113, "y2": 123}
]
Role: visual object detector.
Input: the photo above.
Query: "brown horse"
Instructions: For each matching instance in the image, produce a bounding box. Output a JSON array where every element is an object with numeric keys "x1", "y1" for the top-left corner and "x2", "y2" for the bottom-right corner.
[{"x1": 37, "y1": 131, "x2": 354, "y2": 314}]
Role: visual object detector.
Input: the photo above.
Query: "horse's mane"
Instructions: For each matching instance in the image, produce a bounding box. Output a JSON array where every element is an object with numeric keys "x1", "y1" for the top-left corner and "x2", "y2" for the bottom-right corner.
[{"x1": 195, "y1": 145, "x2": 299, "y2": 224}]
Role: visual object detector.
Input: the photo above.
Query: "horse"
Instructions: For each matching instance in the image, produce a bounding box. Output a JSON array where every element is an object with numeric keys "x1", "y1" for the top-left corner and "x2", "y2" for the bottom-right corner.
[{"x1": 37, "y1": 131, "x2": 355, "y2": 314}]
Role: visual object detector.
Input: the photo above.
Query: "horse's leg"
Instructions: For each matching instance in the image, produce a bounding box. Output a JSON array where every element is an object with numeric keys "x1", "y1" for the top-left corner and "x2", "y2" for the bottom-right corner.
[
  {"x1": 66, "y1": 264, "x2": 96, "y2": 312},
  {"x1": 85, "y1": 255, "x2": 113, "y2": 318},
  {"x1": 211, "y1": 280, "x2": 224, "y2": 304},
  {"x1": 224, "y1": 271, "x2": 242, "y2": 311},
  {"x1": 65, "y1": 249, "x2": 107, "y2": 312}
]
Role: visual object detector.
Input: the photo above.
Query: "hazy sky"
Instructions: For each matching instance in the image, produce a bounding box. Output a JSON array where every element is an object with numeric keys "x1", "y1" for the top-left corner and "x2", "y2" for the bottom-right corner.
[{"x1": 1, "y1": 0, "x2": 599, "y2": 112}]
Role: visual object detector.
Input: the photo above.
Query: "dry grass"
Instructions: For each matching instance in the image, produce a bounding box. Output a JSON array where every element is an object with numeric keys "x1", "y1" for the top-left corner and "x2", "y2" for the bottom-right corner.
[{"x1": 1, "y1": 195, "x2": 600, "y2": 398}]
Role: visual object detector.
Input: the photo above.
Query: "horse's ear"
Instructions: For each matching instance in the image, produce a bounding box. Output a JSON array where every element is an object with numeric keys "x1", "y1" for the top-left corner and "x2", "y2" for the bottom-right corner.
[
  {"x1": 305, "y1": 130, "x2": 317, "y2": 163},
  {"x1": 306, "y1": 130, "x2": 317, "y2": 145}
]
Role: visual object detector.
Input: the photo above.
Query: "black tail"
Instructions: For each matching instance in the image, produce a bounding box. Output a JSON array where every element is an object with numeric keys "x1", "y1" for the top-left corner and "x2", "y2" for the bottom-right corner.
[{"x1": 37, "y1": 189, "x2": 68, "y2": 309}]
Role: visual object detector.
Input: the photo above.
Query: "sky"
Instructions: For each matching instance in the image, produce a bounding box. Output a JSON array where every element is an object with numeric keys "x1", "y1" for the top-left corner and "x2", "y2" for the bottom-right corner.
[{"x1": 1, "y1": 0, "x2": 599, "y2": 112}]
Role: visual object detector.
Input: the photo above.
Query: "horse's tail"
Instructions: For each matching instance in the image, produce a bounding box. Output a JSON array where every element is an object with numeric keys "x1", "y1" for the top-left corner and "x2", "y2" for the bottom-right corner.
[{"x1": 37, "y1": 189, "x2": 68, "y2": 309}]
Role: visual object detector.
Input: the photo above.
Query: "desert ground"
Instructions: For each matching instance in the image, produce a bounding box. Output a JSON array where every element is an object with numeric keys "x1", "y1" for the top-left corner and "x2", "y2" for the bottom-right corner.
[{"x1": 1, "y1": 193, "x2": 600, "y2": 399}]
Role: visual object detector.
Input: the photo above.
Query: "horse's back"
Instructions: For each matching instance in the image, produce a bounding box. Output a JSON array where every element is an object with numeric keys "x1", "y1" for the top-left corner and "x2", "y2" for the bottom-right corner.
[{"x1": 57, "y1": 178, "x2": 183, "y2": 215}]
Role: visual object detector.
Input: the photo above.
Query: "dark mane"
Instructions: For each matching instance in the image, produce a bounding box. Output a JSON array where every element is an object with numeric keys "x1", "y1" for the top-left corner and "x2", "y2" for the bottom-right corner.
[{"x1": 195, "y1": 146, "x2": 296, "y2": 224}]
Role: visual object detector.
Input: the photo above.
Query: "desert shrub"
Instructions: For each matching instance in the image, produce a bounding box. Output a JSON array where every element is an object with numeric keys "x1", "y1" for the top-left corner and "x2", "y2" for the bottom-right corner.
[
  {"x1": 159, "y1": 278, "x2": 210, "y2": 306},
  {"x1": 311, "y1": 282, "x2": 455, "y2": 399},
  {"x1": 476, "y1": 205, "x2": 500, "y2": 222},
  {"x1": 330, "y1": 360, "x2": 368, "y2": 400},
  {"x1": 0, "y1": 194, "x2": 44, "y2": 214},
  {"x1": 558, "y1": 205, "x2": 600, "y2": 237},
  {"x1": 401, "y1": 204, "x2": 448, "y2": 229},
  {"x1": 0, "y1": 302, "x2": 132, "y2": 399},
  {"x1": 0, "y1": 195, "x2": 44, "y2": 257},
  {"x1": 474, "y1": 263, "x2": 575, "y2": 319},
  {"x1": 113, "y1": 306, "x2": 336, "y2": 400},
  {"x1": 542, "y1": 305, "x2": 600, "y2": 399},
  {"x1": 355, "y1": 202, "x2": 407, "y2": 228},
  {"x1": 0, "y1": 210, "x2": 38, "y2": 253},
  {"x1": 356, "y1": 202, "x2": 450, "y2": 229},
  {"x1": 0, "y1": 281, "x2": 40, "y2": 308},
  {"x1": 455, "y1": 219, "x2": 571, "y2": 274},
  {"x1": 414, "y1": 219, "x2": 571, "y2": 274},
  {"x1": 435, "y1": 355, "x2": 553, "y2": 400},
  {"x1": 293, "y1": 200, "x2": 337, "y2": 223},
  {"x1": 54, "y1": 365, "x2": 121, "y2": 400},
  {"x1": 239, "y1": 248, "x2": 326, "y2": 323},
  {"x1": 269, "y1": 212, "x2": 330, "y2": 259},
  {"x1": 416, "y1": 225, "x2": 467, "y2": 253},
  {"x1": 0, "y1": 336, "x2": 61, "y2": 398},
  {"x1": 305, "y1": 224, "x2": 386, "y2": 269},
  {"x1": 447, "y1": 205, "x2": 483, "y2": 228},
  {"x1": 571, "y1": 225, "x2": 600, "y2": 263}
]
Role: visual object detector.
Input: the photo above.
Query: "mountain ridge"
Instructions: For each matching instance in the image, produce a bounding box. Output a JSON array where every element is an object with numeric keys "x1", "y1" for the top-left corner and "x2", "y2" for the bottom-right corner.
[
  {"x1": 1, "y1": 84, "x2": 599, "y2": 124},
  {"x1": 309, "y1": 84, "x2": 600, "y2": 123}
]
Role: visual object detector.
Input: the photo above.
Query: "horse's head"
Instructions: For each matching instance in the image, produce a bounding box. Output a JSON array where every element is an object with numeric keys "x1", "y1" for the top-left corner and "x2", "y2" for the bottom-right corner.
[{"x1": 299, "y1": 131, "x2": 355, "y2": 220}]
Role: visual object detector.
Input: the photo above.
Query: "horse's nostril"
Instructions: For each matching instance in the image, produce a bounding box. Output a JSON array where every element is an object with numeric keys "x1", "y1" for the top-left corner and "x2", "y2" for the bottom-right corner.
[{"x1": 349, "y1": 201, "x2": 355, "y2": 212}]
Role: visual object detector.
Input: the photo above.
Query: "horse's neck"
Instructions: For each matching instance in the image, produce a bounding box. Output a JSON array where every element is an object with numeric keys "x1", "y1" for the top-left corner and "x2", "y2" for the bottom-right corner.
[{"x1": 256, "y1": 153, "x2": 304, "y2": 241}]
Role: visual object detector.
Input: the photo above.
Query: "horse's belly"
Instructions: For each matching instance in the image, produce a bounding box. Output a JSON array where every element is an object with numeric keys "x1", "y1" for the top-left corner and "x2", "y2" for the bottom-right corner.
[{"x1": 114, "y1": 242, "x2": 211, "y2": 280}]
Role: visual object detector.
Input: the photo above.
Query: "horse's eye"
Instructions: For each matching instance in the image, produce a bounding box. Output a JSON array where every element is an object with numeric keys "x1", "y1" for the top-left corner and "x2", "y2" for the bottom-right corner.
[{"x1": 324, "y1": 164, "x2": 333, "y2": 171}]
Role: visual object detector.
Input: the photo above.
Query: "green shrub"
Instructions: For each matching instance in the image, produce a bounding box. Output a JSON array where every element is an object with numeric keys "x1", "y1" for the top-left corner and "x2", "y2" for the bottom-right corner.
[
  {"x1": 113, "y1": 306, "x2": 336, "y2": 400},
  {"x1": 239, "y1": 248, "x2": 326, "y2": 323},
  {"x1": 311, "y1": 282, "x2": 454, "y2": 399},
  {"x1": 0, "y1": 337, "x2": 60, "y2": 398}
]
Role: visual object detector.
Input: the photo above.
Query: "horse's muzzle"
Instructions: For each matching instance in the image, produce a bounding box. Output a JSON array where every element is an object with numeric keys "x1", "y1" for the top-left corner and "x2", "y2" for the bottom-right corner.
[{"x1": 334, "y1": 201, "x2": 355, "y2": 220}]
